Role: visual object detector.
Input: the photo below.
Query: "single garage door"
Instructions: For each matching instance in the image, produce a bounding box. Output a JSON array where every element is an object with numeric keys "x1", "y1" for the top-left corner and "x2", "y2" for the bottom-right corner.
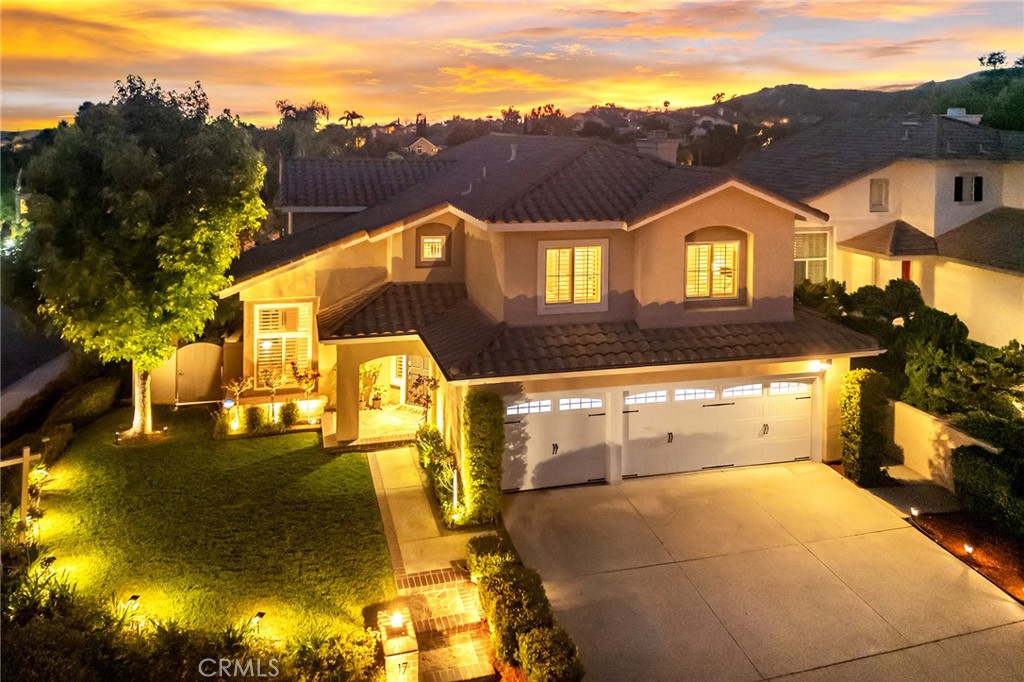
[
  {"x1": 624, "y1": 379, "x2": 814, "y2": 478},
  {"x1": 503, "y1": 392, "x2": 608, "y2": 491}
]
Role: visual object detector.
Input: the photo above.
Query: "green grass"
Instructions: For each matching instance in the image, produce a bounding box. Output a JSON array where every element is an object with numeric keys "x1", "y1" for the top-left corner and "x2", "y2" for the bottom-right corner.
[{"x1": 40, "y1": 406, "x2": 394, "y2": 638}]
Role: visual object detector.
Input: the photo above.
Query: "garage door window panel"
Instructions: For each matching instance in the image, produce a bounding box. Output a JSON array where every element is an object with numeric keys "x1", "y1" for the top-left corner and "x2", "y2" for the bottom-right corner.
[
  {"x1": 675, "y1": 388, "x2": 716, "y2": 401},
  {"x1": 625, "y1": 390, "x2": 668, "y2": 405},
  {"x1": 559, "y1": 397, "x2": 603, "y2": 411},
  {"x1": 507, "y1": 400, "x2": 552, "y2": 416},
  {"x1": 769, "y1": 381, "x2": 811, "y2": 395},
  {"x1": 722, "y1": 383, "x2": 764, "y2": 398}
]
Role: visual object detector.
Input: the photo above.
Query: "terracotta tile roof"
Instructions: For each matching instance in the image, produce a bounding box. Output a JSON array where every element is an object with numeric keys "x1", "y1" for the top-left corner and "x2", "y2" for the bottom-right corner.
[
  {"x1": 279, "y1": 158, "x2": 452, "y2": 207},
  {"x1": 937, "y1": 207, "x2": 1024, "y2": 273},
  {"x1": 838, "y1": 220, "x2": 938, "y2": 257},
  {"x1": 318, "y1": 283, "x2": 880, "y2": 380},
  {"x1": 731, "y1": 116, "x2": 1024, "y2": 201},
  {"x1": 232, "y1": 134, "x2": 819, "y2": 283}
]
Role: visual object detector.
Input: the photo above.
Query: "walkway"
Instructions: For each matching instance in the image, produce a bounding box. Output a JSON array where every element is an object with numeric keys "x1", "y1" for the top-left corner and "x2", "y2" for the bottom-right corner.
[{"x1": 367, "y1": 446, "x2": 496, "y2": 682}]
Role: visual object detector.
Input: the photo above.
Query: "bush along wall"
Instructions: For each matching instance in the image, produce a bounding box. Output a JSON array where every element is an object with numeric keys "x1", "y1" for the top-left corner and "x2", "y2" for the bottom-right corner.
[
  {"x1": 462, "y1": 391, "x2": 504, "y2": 524},
  {"x1": 840, "y1": 369, "x2": 890, "y2": 487},
  {"x1": 468, "y1": 535, "x2": 584, "y2": 681},
  {"x1": 416, "y1": 424, "x2": 460, "y2": 524},
  {"x1": 951, "y1": 445, "x2": 1024, "y2": 538}
]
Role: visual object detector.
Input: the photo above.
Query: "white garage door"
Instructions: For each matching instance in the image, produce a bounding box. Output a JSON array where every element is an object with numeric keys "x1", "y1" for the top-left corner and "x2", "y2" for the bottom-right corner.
[
  {"x1": 624, "y1": 379, "x2": 814, "y2": 478},
  {"x1": 502, "y1": 392, "x2": 608, "y2": 491}
]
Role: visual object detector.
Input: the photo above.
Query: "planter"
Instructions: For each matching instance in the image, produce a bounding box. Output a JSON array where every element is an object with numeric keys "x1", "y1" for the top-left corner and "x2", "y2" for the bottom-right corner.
[{"x1": 371, "y1": 397, "x2": 382, "y2": 410}]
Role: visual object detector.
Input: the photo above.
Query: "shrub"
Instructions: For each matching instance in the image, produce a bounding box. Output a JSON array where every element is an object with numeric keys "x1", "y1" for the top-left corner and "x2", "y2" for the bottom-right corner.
[
  {"x1": 951, "y1": 411, "x2": 1024, "y2": 454},
  {"x1": 951, "y1": 445, "x2": 1024, "y2": 538},
  {"x1": 42, "y1": 423, "x2": 74, "y2": 464},
  {"x1": 840, "y1": 369, "x2": 890, "y2": 486},
  {"x1": 881, "y1": 278, "x2": 924, "y2": 323},
  {"x1": 901, "y1": 306, "x2": 970, "y2": 356},
  {"x1": 849, "y1": 285, "x2": 886, "y2": 319},
  {"x1": 467, "y1": 534, "x2": 519, "y2": 581},
  {"x1": 794, "y1": 279, "x2": 850, "y2": 318},
  {"x1": 244, "y1": 405, "x2": 265, "y2": 433},
  {"x1": 479, "y1": 565, "x2": 553, "y2": 666},
  {"x1": 42, "y1": 376, "x2": 121, "y2": 431},
  {"x1": 287, "y1": 623, "x2": 382, "y2": 682},
  {"x1": 416, "y1": 424, "x2": 460, "y2": 522},
  {"x1": 518, "y1": 626, "x2": 585, "y2": 682},
  {"x1": 416, "y1": 423, "x2": 448, "y2": 468},
  {"x1": 280, "y1": 401, "x2": 299, "y2": 427},
  {"x1": 462, "y1": 391, "x2": 505, "y2": 524}
]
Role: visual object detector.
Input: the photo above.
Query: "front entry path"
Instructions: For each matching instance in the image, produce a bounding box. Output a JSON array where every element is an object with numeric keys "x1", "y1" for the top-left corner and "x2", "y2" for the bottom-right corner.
[
  {"x1": 504, "y1": 461, "x2": 1024, "y2": 681},
  {"x1": 367, "y1": 447, "x2": 496, "y2": 682}
]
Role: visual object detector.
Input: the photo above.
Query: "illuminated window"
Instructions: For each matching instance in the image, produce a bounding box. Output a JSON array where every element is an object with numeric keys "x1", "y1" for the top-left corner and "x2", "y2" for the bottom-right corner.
[
  {"x1": 675, "y1": 388, "x2": 716, "y2": 401},
  {"x1": 254, "y1": 303, "x2": 312, "y2": 385},
  {"x1": 869, "y1": 179, "x2": 889, "y2": 212},
  {"x1": 421, "y1": 236, "x2": 446, "y2": 261},
  {"x1": 558, "y1": 397, "x2": 603, "y2": 411},
  {"x1": 769, "y1": 381, "x2": 811, "y2": 395},
  {"x1": 506, "y1": 400, "x2": 552, "y2": 415},
  {"x1": 541, "y1": 241, "x2": 605, "y2": 309},
  {"x1": 686, "y1": 241, "x2": 738, "y2": 298},
  {"x1": 722, "y1": 383, "x2": 763, "y2": 398},
  {"x1": 18, "y1": 198, "x2": 29, "y2": 215},
  {"x1": 625, "y1": 390, "x2": 668, "y2": 405},
  {"x1": 794, "y1": 232, "x2": 829, "y2": 284}
]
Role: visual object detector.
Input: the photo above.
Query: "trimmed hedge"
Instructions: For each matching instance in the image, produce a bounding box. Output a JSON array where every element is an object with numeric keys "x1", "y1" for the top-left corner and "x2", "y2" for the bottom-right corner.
[
  {"x1": 416, "y1": 425, "x2": 458, "y2": 522},
  {"x1": 840, "y1": 369, "x2": 889, "y2": 486},
  {"x1": 466, "y1": 534, "x2": 519, "y2": 581},
  {"x1": 479, "y1": 565, "x2": 553, "y2": 666},
  {"x1": 462, "y1": 391, "x2": 504, "y2": 524},
  {"x1": 951, "y1": 412, "x2": 1024, "y2": 453},
  {"x1": 280, "y1": 401, "x2": 299, "y2": 427},
  {"x1": 41, "y1": 377, "x2": 121, "y2": 432},
  {"x1": 518, "y1": 626, "x2": 585, "y2": 682},
  {"x1": 244, "y1": 405, "x2": 265, "y2": 432},
  {"x1": 951, "y1": 445, "x2": 1024, "y2": 538}
]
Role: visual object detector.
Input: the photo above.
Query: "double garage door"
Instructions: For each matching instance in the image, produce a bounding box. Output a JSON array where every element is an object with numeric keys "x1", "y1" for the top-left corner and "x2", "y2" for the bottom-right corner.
[{"x1": 503, "y1": 378, "x2": 815, "y2": 491}]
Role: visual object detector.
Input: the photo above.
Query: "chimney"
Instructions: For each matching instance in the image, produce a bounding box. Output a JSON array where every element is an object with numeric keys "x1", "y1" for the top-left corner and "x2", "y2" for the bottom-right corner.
[
  {"x1": 944, "y1": 107, "x2": 983, "y2": 125},
  {"x1": 635, "y1": 137, "x2": 680, "y2": 164}
]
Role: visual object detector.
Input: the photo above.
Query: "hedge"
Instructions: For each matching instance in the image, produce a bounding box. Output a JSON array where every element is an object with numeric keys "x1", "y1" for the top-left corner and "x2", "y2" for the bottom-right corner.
[
  {"x1": 479, "y1": 565, "x2": 553, "y2": 666},
  {"x1": 280, "y1": 401, "x2": 299, "y2": 427},
  {"x1": 839, "y1": 369, "x2": 889, "y2": 486},
  {"x1": 244, "y1": 405, "x2": 265, "y2": 432},
  {"x1": 462, "y1": 391, "x2": 504, "y2": 524},
  {"x1": 950, "y1": 412, "x2": 1024, "y2": 454},
  {"x1": 466, "y1": 534, "x2": 519, "y2": 581},
  {"x1": 416, "y1": 425, "x2": 458, "y2": 522},
  {"x1": 951, "y1": 445, "x2": 1024, "y2": 538},
  {"x1": 41, "y1": 377, "x2": 121, "y2": 432},
  {"x1": 518, "y1": 626, "x2": 585, "y2": 682}
]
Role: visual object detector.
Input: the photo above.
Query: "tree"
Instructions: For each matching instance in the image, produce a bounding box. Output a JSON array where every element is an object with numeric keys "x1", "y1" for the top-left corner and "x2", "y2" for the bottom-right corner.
[
  {"x1": 978, "y1": 51, "x2": 1007, "y2": 69},
  {"x1": 525, "y1": 104, "x2": 571, "y2": 136},
  {"x1": 339, "y1": 110, "x2": 364, "y2": 128},
  {"x1": 1015, "y1": 55, "x2": 1024, "y2": 68},
  {"x1": 6, "y1": 76, "x2": 266, "y2": 437},
  {"x1": 276, "y1": 99, "x2": 330, "y2": 157},
  {"x1": 500, "y1": 106, "x2": 521, "y2": 132},
  {"x1": 712, "y1": 92, "x2": 726, "y2": 104}
]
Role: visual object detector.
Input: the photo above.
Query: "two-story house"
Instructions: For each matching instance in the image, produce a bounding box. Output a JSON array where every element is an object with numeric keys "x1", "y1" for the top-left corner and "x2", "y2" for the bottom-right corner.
[
  {"x1": 221, "y1": 134, "x2": 878, "y2": 492},
  {"x1": 732, "y1": 112, "x2": 1024, "y2": 346}
]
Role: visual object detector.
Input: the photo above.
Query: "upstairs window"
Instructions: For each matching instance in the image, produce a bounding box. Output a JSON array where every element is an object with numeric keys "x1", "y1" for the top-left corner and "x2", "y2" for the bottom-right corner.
[
  {"x1": 794, "y1": 231, "x2": 829, "y2": 284},
  {"x1": 686, "y1": 241, "x2": 738, "y2": 298},
  {"x1": 869, "y1": 179, "x2": 889, "y2": 212},
  {"x1": 953, "y1": 174, "x2": 983, "y2": 203},
  {"x1": 254, "y1": 303, "x2": 312, "y2": 385},
  {"x1": 539, "y1": 240, "x2": 607, "y2": 312},
  {"x1": 416, "y1": 231, "x2": 451, "y2": 267}
]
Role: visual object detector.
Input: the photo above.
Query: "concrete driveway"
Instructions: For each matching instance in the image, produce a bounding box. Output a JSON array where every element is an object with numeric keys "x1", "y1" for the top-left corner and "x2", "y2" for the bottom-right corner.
[{"x1": 503, "y1": 462, "x2": 1024, "y2": 681}]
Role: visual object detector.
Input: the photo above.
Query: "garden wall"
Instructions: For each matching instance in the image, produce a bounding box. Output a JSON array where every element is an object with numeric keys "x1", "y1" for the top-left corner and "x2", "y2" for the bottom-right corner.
[{"x1": 892, "y1": 400, "x2": 998, "y2": 491}]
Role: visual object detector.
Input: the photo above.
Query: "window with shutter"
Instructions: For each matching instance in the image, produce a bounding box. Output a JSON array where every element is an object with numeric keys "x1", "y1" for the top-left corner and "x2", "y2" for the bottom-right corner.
[
  {"x1": 793, "y1": 231, "x2": 829, "y2": 284},
  {"x1": 540, "y1": 240, "x2": 607, "y2": 312},
  {"x1": 254, "y1": 303, "x2": 312, "y2": 385},
  {"x1": 686, "y1": 241, "x2": 738, "y2": 298},
  {"x1": 954, "y1": 174, "x2": 983, "y2": 204}
]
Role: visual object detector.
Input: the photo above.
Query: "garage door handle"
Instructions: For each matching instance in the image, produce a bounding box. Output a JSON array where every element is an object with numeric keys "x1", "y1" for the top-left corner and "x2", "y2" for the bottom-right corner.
[
  {"x1": 796, "y1": 396, "x2": 811, "y2": 401},
  {"x1": 702, "y1": 402, "x2": 735, "y2": 408},
  {"x1": 622, "y1": 409, "x2": 639, "y2": 414},
  {"x1": 504, "y1": 419, "x2": 522, "y2": 425},
  {"x1": 667, "y1": 432, "x2": 673, "y2": 443},
  {"x1": 552, "y1": 443, "x2": 559, "y2": 455},
  {"x1": 588, "y1": 412, "x2": 606, "y2": 417}
]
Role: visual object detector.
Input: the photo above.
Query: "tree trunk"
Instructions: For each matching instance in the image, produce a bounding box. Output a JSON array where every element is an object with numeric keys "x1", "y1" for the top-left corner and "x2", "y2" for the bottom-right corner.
[{"x1": 127, "y1": 367, "x2": 153, "y2": 436}]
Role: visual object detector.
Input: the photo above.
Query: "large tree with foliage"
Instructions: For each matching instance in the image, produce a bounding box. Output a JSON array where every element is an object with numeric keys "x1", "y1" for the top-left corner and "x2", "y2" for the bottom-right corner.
[{"x1": 6, "y1": 76, "x2": 266, "y2": 436}]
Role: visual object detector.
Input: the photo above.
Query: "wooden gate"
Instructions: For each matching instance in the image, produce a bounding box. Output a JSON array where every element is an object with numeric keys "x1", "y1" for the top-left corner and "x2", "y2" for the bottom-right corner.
[{"x1": 151, "y1": 343, "x2": 224, "y2": 405}]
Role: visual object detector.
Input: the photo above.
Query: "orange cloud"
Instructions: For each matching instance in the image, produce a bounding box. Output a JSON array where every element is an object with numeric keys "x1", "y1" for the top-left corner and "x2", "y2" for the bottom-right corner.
[{"x1": 424, "y1": 64, "x2": 567, "y2": 95}]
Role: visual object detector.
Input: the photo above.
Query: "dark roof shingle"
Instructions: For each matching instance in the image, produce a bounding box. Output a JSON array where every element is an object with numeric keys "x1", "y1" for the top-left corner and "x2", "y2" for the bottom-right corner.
[
  {"x1": 279, "y1": 158, "x2": 452, "y2": 207},
  {"x1": 937, "y1": 207, "x2": 1024, "y2": 273},
  {"x1": 839, "y1": 220, "x2": 938, "y2": 257}
]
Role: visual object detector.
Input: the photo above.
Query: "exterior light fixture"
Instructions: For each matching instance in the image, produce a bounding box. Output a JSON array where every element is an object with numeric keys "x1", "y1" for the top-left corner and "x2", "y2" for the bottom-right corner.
[
  {"x1": 162, "y1": 426, "x2": 169, "y2": 436},
  {"x1": 910, "y1": 506, "x2": 920, "y2": 517},
  {"x1": 964, "y1": 544, "x2": 974, "y2": 555},
  {"x1": 390, "y1": 611, "x2": 404, "y2": 629},
  {"x1": 260, "y1": 340, "x2": 273, "y2": 351},
  {"x1": 223, "y1": 399, "x2": 235, "y2": 410},
  {"x1": 252, "y1": 611, "x2": 265, "y2": 633},
  {"x1": 114, "y1": 431, "x2": 121, "y2": 444}
]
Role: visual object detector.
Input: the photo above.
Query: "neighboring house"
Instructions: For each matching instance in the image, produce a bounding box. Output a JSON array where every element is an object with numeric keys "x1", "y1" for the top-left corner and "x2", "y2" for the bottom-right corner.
[
  {"x1": 732, "y1": 112, "x2": 1024, "y2": 346},
  {"x1": 404, "y1": 136, "x2": 442, "y2": 156},
  {"x1": 222, "y1": 134, "x2": 879, "y2": 492}
]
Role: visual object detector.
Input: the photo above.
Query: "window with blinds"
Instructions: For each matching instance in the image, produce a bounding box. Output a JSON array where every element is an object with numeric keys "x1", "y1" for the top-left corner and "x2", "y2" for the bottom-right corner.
[
  {"x1": 869, "y1": 179, "x2": 889, "y2": 212},
  {"x1": 686, "y1": 241, "x2": 738, "y2": 298},
  {"x1": 793, "y1": 231, "x2": 829, "y2": 284},
  {"x1": 544, "y1": 244, "x2": 603, "y2": 306},
  {"x1": 254, "y1": 304, "x2": 312, "y2": 385},
  {"x1": 421, "y1": 236, "x2": 446, "y2": 261}
]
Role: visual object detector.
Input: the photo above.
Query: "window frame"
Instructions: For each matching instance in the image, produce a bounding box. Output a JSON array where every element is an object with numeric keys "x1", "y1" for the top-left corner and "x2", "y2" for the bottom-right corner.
[
  {"x1": 252, "y1": 302, "x2": 314, "y2": 388},
  {"x1": 954, "y1": 174, "x2": 983, "y2": 204},
  {"x1": 416, "y1": 233, "x2": 451, "y2": 267},
  {"x1": 869, "y1": 178, "x2": 889, "y2": 212},
  {"x1": 537, "y1": 239, "x2": 609, "y2": 314},
  {"x1": 793, "y1": 230, "x2": 830, "y2": 284},
  {"x1": 685, "y1": 240, "x2": 740, "y2": 300}
]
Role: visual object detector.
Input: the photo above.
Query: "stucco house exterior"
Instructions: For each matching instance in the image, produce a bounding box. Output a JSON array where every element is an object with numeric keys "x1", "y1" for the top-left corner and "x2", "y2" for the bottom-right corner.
[
  {"x1": 733, "y1": 112, "x2": 1024, "y2": 346},
  {"x1": 221, "y1": 134, "x2": 879, "y2": 492},
  {"x1": 404, "y1": 136, "x2": 442, "y2": 156}
]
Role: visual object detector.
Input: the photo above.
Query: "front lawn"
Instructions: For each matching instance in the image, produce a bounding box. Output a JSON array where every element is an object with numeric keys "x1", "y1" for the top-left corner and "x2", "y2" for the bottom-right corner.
[{"x1": 39, "y1": 406, "x2": 394, "y2": 638}]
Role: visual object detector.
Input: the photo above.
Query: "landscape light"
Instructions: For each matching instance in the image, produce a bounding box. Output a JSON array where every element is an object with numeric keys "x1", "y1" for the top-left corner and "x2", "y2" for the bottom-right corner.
[
  {"x1": 114, "y1": 431, "x2": 121, "y2": 444},
  {"x1": 252, "y1": 611, "x2": 265, "y2": 633},
  {"x1": 223, "y1": 399, "x2": 235, "y2": 410},
  {"x1": 910, "y1": 507, "x2": 920, "y2": 517},
  {"x1": 162, "y1": 426, "x2": 169, "y2": 436},
  {"x1": 126, "y1": 595, "x2": 140, "y2": 610},
  {"x1": 964, "y1": 544, "x2": 974, "y2": 555}
]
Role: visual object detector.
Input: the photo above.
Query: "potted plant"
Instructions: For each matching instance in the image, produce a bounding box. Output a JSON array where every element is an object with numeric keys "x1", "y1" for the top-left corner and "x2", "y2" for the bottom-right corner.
[{"x1": 371, "y1": 388, "x2": 383, "y2": 410}]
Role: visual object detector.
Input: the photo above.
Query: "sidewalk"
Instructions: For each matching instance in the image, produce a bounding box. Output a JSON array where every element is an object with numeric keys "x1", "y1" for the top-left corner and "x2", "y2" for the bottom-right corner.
[{"x1": 366, "y1": 447, "x2": 497, "y2": 682}]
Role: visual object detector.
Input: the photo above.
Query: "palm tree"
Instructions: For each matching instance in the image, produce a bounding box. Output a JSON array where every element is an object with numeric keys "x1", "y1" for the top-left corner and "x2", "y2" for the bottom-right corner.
[{"x1": 340, "y1": 110, "x2": 365, "y2": 128}]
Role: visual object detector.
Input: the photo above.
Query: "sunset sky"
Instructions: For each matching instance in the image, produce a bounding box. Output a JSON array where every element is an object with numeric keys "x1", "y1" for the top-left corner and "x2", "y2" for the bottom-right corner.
[{"x1": 2, "y1": 0, "x2": 1022, "y2": 130}]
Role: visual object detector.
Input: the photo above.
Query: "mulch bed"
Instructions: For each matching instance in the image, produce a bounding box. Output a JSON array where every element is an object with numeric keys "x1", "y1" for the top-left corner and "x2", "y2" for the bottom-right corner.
[{"x1": 913, "y1": 511, "x2": 1024, "y2": 604}]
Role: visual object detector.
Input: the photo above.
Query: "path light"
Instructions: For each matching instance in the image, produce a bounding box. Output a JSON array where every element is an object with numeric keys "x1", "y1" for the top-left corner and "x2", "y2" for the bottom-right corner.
[
  {"x1": 126, "y1": 595, "x2": 140, "y2": 610},
  {"x1": 910, "y1": 506, "x2": 920, "y2": 517},
  {"x1": 39, "y1": 555, "x2": 56, "y2": 576},
  {"x1": 963, "y1": 543, "x2": 974, "y2": 555},
  {"x1": 252, "y1": 611, "x2": 265, "y2": 634},
  {"x1": 223, "y1": 399, "x2": 235, "y2": 410},
  {"x1": 114, "y1": 431, "x2": 121, "y2": 444},
  {"x1": 162, "y1": 426, "x2": 169, "y2": 436}
]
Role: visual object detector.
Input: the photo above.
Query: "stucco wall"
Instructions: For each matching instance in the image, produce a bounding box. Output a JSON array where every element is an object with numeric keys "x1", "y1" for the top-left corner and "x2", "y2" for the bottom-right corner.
[
  {"x1": 931, "y1": 160, "x2": 1006, "y2": 236},
  {"x1": 1003, "y1": 164, "x2": 1024, "y2": 209},
  {"x1": 633, "y1": 187, "x2": 795, "y2": 327},
  {"x1": 389, "y1": 214, "x2": 466, "y2": 283},
  {"x1": 930, "y1": 260, "x2": 1024, "y2": 346},
  {"x1": 892, "y1": 400, "x2": 996, "y2": 492},
  {"x1": 463, "y1": 222, "x2": 505, "y2": 322}
]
